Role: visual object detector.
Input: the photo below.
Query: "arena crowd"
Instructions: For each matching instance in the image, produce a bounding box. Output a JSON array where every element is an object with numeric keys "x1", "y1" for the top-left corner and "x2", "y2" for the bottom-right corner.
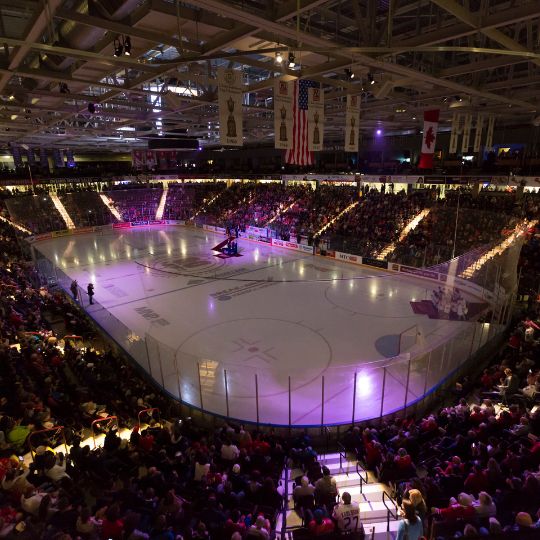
[{"x1": 0, "y1": 184, "x2": 539, "y2": 539}]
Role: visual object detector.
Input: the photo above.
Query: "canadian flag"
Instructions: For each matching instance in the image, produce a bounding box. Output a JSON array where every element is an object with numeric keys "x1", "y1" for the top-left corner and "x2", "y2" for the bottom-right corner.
[{"x1": 418, "y1": 109, "x2": 440, "y2": 169}]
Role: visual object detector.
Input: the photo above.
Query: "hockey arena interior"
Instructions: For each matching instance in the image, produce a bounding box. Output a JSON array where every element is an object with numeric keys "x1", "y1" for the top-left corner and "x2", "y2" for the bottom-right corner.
[{"x1": 0, "y1": 1, "x2": 540, "y2": 539}]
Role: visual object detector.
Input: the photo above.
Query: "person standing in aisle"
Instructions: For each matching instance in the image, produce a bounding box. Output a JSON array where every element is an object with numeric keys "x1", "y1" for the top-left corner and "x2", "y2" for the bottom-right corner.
[
  {"x1": 87, "y1": 283, "x2": 95, "y2": 305},
  {"x1": 70, "y1": 280, "x2": 78, "y2": 301}
]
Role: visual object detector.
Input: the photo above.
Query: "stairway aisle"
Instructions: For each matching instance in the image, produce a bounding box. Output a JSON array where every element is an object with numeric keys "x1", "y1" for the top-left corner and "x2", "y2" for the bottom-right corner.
[
  {"x1": 277, "y1": 451, "x2": 400, "y2": 540},
  {"x1": 50, "y1": 193, "x2": 75, "y2": 229},
  {"x1": 99, "y1": 193, "x2": 123, "y2": 222},
  {"x1": 155, "y1": 185, "x2": 168, "y2": 220}
]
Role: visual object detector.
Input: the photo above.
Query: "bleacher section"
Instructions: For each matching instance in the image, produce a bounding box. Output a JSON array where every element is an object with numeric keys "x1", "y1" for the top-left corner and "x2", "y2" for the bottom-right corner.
[
  {"x1": 163, "y1": 182, "x2": 226, "y2": 221},
  {"x1": 4, "y1": 193, "x2": 66, "y2": 233},
  {"x1": 326, "y1": 190, "x2": 431, "y2": 257},
  {"x1": 58, "y1": 191, "x2": 118, "y2": 227},
  {"x1": 106, "y1": 185, "x2": 163, "y2": 222}
]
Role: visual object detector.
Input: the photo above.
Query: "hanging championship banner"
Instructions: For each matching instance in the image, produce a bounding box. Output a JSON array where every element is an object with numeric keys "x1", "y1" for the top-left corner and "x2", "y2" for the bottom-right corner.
[
  {"x1": 157, "y1": 150, "x2": 169, "y2": 169},
  {"x1": 218, "y1": 68, "x2": 243, "y2": 146},
  {"x1": 485, "y1": 114, "x2": 495, "y2": 150},
  {"x1": 473, "y1": 113, "x2": 485, "y2": 153},
  {"x1": 145, "y1": 150, "x2": 156, "y2": 170},
  {"x1": 307, "y1": 87, "x2": 324, "y2": 152},
  {"x1": 345, "y1": 94, "x2": 360, "y2": 153},
  {"x1": 449, "y1": 112, "x2": 462, "y2": 154},
  {"x1": 273, "y1": 79, "x2": 293, "y2": 150},
  {"x1": 418, "y1": 109, "x2": 439, "y2": 169},
  {"x1": 461, "y1": 113, "x2": 472, "y2": 153},
  {"x1": 132, "y1": 150, "x2": 145, "y2": 170}
]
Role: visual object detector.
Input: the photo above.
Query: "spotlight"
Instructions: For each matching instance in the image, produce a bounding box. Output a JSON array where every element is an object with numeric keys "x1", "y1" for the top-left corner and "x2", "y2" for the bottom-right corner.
[
  {"x1": 87, "y1": 103, "x2": 96, "y2": 114},
  {"x1": 376, "y1": 128, "x2": 382, "y2": 136},
  {"x1": 275, "y1": 51, "x2": 283, "y2": 65},
  {"x1": 455, "y1": 95, "x2": 462, "y2": 102},
  {"x1": 123, "y1": 36, "x2": 131, "y2": 56},
  {"x1": 288, "y1": 52, "x2": 296, "y2": 68},
  {"x1": 368, "y1": 73, "x2": 375, "y2": 85},
  {"x1": 345, "y1": 68, "x2": 354, "y2": 80},
  {"x1": 113, "y1": 39, "x2": 123, "y2": 57}
]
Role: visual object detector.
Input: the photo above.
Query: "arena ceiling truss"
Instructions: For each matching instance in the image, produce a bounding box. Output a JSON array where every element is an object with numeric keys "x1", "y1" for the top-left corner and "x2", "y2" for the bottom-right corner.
[{"x1": 0, "y1": 0, "x2": 539, "y2": 151}]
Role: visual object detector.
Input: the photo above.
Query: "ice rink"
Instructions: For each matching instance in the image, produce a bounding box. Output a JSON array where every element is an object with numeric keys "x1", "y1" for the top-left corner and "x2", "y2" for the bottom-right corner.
[{"x1": 34, "y1": 225, "x2": 486, "y2": 426}]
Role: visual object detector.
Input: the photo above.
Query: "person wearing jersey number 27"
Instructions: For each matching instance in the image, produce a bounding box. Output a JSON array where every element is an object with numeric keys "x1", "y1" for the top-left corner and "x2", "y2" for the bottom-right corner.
[{"x1": 332, "y1": 492, "x2": 364, "y2": 536}]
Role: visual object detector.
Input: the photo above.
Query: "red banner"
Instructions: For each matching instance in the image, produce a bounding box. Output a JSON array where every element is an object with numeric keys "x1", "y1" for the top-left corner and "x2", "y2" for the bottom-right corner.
[{"x1": 418, "y1": 109, "x2": 439, "y2": 169}]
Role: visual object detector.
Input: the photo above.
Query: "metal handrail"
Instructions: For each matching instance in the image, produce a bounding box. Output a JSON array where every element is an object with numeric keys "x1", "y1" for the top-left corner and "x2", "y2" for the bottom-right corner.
[
  {"x1": 137, "y1": 407, "x2": 161, "y2": 429},
  {"x1": 382, "y1": 491, "x2": 399, "y2": 532},
  {"x1": 356, "y1": 461, "x2": 368, "y2": 494},
  {"x1": 280, "y1": 459, "x2": 288, "y2": 539},
  {"x1": 91, "y1": 415, "x2": 118, "y2": 448},
  {"x1": 28, "y1": 426, "x2": 66, "y2": 460},
  {"x1": 337, "y1": 441, "x2": 347, "y2": 474}
]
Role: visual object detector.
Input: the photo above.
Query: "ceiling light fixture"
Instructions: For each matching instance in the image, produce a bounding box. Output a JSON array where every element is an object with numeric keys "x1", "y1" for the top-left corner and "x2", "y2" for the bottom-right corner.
[
  {"x1": 123, "y1": 36, "x2": 131, "y2": 56},
  {"x1": 345, "y1": 68, "x2": 354, "y2": 80},
  {"x1": 275, "y1": 51, "x2": 283, "y2": 64},
  {"x1": 288, "y1": 52, "x2": 296, "y2": 69},
  {"x1": 368, "y1": 73, "x2": 375, "y2": 85},
  {"x1": 113, "y1": 38, "x2": 123, "y2": 57}
]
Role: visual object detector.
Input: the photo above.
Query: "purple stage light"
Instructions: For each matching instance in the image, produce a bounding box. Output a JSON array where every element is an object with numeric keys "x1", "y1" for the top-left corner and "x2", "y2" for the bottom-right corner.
[{"x1": 376, "y1": 129, "x2": 382, "y2": 136}]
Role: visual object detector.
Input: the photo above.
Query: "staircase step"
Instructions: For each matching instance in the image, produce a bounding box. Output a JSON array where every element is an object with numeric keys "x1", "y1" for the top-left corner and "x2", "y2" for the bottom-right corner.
[{"x1": 371, "y1": 520, "x2": 400, "y2": 533}]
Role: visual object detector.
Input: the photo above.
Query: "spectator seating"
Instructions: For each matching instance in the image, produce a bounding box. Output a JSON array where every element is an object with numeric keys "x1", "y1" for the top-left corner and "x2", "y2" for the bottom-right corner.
[
  {"x1": 106, "y1": 186, "x2": 163, "y2": 222},
  {"x1": 0, "y1": 187, "x2": 539, "y2": 539},
  {"x1": 3, "y1": 192, "x2": 65, "y2": 234},
  {"x1": 58, "y1": 190, "x2": 118, "y2": 227},
  {"x1": 163, "y1": 182, "x2": 226, "y2": 221},
  {"x1": 326, "y1": 189, "x2": 432, "y2": 257}
]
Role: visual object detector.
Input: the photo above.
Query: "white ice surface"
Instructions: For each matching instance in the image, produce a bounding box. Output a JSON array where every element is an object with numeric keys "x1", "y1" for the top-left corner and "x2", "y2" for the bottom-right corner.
[{"x1": 34, "y1": 226, "x2": 482, "y2": 425}]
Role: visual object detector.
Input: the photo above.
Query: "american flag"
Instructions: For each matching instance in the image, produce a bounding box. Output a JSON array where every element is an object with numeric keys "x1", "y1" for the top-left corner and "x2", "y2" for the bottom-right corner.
[{"x1": 285, "y1": 79, "x2": 318, "y2": 166}]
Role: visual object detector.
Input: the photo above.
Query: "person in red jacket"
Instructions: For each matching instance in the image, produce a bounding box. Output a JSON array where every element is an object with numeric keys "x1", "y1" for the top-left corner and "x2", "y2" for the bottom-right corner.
[
  {"x1": 100, "y1": 504, "x2": 124, "y2": 540},
  {"x1": 464, "y1": 464, "x2": 489, "y2": 495},
  {"x1": 308, "y1": 509, "x2": 335, "y2": 536},
  {"x1": 433, "y1": 493, "x2": 476, "y2": 521}
]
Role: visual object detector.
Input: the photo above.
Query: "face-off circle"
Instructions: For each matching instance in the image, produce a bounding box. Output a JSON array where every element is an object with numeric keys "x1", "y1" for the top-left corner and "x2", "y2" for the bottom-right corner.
[
  {"x1": 175, "y1": 317, "x2": 332, "y2": 398},
  {"x1": 145, "y1": 253, "x2": 226, "y2": 278}
]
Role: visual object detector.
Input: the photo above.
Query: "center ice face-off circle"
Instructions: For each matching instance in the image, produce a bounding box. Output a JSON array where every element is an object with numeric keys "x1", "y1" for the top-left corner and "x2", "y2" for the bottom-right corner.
[
  {"x1": 145, "y1": 252, "x2": 226, "y2": 278},
  {"x1": 175, "y1": 317, "x2": 332, "y2": 399}
]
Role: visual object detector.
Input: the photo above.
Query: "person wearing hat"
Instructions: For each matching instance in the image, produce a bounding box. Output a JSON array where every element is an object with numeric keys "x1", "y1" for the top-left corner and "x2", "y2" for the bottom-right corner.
[
  {"x1": 510, "y1": 511, "x2": 534, "y2": 531},
  {"x1": 308, "y1": 509, "x2": 335, "y2": 536},
  {"x1": 229, "y1": 463, "x2": 246, "y2": 495}
]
